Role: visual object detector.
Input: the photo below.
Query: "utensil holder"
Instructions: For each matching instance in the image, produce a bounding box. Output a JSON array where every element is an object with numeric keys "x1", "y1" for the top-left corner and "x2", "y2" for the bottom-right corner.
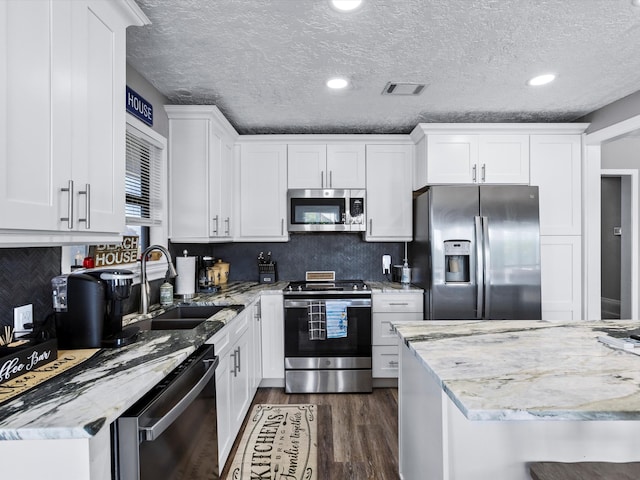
[{"x1": 258, "y1": 262, "x2": 277, "y2": 283}]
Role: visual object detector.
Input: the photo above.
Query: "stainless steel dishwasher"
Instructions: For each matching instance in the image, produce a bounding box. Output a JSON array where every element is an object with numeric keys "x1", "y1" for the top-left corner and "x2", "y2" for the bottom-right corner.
[{"x1": 112, "y1": 344, "x2": 219, "y2": 480}]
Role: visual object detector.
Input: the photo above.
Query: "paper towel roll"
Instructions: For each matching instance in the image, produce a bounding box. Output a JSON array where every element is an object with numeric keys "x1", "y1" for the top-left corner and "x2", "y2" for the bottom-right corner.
[{"x1": 175, "y1": 256, "x2": 196, "y2": 297}]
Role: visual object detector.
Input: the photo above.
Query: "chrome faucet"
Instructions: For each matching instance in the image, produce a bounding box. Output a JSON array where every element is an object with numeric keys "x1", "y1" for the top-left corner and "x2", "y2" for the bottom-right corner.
[{"x1": 139, "y1": 244, "x2": 178, "y2": 314}]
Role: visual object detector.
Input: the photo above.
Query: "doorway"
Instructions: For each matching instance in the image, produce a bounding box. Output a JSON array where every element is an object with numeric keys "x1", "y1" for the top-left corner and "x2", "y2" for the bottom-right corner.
[{"x1": 600, "y1": 168, "x2": 638, "y2": 320}]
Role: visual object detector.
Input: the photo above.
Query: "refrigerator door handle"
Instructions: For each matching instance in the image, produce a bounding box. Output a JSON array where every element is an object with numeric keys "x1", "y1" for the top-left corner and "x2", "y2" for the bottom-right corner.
[
  {"x1": 474, "y1": 216, "x2": 484, "y2": 319},
  {"x1": 482, "y1": 216, "x2": 491, "y2": 318}
]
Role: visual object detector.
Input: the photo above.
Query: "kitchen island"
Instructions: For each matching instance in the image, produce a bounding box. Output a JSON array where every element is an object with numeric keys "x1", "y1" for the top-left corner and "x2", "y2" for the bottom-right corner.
[
  {"x1": 0, "y1": 281, "x2": 286, "y2": 480},
  {"x1": 395, "y1": 320, "x2": 640, "y2": 480}
]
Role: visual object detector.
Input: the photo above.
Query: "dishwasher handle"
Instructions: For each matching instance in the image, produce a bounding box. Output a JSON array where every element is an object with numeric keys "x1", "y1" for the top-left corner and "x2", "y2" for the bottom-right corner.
[{"x1": 140, "y1": 355, "x2": 218, "y2": 441}]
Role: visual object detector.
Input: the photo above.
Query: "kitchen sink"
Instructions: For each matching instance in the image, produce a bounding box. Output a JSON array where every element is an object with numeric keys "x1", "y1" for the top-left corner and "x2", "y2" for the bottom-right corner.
[
  {"x1": 153, "y1": 304, "x2": 229, "y2": 320},
  {"x1": 136, "y1": 304, "x2": 243, "y2": 331}
]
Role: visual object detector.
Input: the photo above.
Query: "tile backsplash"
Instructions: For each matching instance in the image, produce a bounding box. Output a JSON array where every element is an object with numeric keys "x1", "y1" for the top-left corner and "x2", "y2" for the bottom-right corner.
[
  {"x1": 0, "y1": 247, "x2": 61, "y2": 327},
  {"x1": 171, "y1": 233, "x2": 406, "y2": 283}
]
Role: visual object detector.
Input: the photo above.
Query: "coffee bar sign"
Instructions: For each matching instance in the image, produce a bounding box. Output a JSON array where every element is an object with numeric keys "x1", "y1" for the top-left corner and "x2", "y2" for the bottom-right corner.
[{"x1": 89, "y1": 236, "x2": 139, "y2": 267}]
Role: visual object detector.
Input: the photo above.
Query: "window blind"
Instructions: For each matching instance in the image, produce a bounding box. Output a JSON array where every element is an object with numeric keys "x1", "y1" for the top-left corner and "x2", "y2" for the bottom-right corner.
[{"x1": 125, "y1": 128, "x2": 162, "y2": 226}]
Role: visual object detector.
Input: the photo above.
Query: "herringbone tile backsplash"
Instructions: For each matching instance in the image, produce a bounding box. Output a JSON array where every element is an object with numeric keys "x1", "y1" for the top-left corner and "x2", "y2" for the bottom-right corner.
[{"x1": 0, "y1": 247, "x2": 61, "y2": 327}]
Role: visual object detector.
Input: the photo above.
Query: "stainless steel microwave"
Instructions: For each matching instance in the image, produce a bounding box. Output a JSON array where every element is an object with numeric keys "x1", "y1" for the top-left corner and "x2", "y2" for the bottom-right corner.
[{"x1": 287, "y1": 189, "x2": 365, "y2": 232}]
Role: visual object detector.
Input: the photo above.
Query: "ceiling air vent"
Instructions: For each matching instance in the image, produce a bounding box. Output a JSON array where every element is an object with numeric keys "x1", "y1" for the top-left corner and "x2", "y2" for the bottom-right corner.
[{"x1": 382, "y1": 82, "x2": 426, "y2": 96}]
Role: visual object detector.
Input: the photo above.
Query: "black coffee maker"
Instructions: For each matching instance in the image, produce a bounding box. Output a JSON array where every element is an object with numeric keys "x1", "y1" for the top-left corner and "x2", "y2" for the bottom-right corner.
[{"x1": 52, "y1": 269, "x2": 137, "y2": 349}]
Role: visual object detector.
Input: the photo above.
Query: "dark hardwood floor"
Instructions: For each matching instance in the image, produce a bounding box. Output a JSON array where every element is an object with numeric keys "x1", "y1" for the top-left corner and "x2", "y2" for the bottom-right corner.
[{"x1": 220, "y1": 387, "x2": 400, "y2": 480}]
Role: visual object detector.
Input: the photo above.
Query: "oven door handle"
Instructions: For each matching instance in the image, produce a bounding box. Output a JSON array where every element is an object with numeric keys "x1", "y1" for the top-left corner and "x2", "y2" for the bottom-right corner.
[{"x1": 140, "y1": 356, "x2": 218, "y2": 441}]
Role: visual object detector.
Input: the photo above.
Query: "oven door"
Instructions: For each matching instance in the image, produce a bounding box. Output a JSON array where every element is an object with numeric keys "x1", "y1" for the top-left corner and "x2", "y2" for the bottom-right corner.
[{"x1": 284, "y1": 296, "x2": 372, "y2": 362}]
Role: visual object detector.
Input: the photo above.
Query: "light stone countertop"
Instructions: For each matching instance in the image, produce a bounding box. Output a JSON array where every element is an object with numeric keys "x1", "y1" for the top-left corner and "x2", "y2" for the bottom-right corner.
[
  {"x1": 0, "y1": 281, "x2": 286, "y2": 441},
  {"x1": 395, "y1": 319, "x2": 640, "y2": 421}
]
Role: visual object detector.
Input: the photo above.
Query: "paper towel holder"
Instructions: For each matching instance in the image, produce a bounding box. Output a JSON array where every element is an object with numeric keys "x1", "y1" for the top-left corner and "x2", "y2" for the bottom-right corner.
[{"x1": 174, "y1": 249, "x2": 197, "y2": 301}]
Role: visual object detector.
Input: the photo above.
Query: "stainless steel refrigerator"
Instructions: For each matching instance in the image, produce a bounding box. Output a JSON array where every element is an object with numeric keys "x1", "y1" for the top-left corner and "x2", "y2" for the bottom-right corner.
[{"x1": 410, "y1": 185, "x2": 541, "y2": 320}]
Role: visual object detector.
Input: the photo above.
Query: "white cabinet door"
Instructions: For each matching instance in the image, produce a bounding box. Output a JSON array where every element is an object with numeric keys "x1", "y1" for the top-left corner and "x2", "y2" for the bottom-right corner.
[
  {"x1": 0, "y1": 0, "x2": 130, "y2": 237},
  {"x1": 426, "y1": 135, "x2": 479, "y2": 184},
  {"x1": 230, "y1": 321, "x2": 252, "y2": 431},
  {"x1": 260, "y1": 293, "x2": 285, "y2": 383},
  {"x1": 478, "y1": 135, "x2": 529, "y2": 184},
  {"x1": 237, "y1": 143, "x2": 288, "y2": 240},
  {"x1": 214, "y1": 339, "x2": 233, "y2": 468},
  {"x1": 287, "y1": 144, "x2": 326, "y2": 188},
  {"x1": 365, "y1": 144, "x2": 413, "y2": 241},
  {"x1": 540, "y1": 236, "x2": 582, "y2": 321},
  {"x1": 168, "y1": 117, "x2": 211, "y2": 240},
  {"x1": 218, "y1": 137, "x2": 234, "y2": 238},
  {"x1": 530, "y1": 135, "x2": 582, "y2": 236},
  {"x1": 326, "y1": 143, "x2": 366, "y2": 188},
  {"x1": 0, "y1": 1, "x2": 63, "y2": 231}
]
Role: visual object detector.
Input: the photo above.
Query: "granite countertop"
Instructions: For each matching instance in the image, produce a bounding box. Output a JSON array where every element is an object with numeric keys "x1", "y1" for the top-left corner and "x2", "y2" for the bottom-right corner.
[
  {"x1": 395, "y1": 319, "x2": 640, "y2": 422},
  {"x1": 0, "y1": 281, "x2": 287, "y2": 441},
  {"x1": 366, "y1": 281, "x2": 423, "y2": 293}
]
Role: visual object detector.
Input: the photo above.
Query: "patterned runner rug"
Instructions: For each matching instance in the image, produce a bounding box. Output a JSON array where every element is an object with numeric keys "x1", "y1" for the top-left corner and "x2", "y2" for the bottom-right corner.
[{"x1": 226, "y1": 404, "x2": 317, "y2": 480}]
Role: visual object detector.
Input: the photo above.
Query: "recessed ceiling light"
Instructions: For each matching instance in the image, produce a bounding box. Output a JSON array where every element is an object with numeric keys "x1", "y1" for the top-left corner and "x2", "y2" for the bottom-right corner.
[
  {"x1": 326, "y1": 77, "x2": 349, "y2": 89},
  {"x1": 330, "y1": 0, "x2": 363, "y2": 12},
  {"x1": 527, "y1": 73, "x2": 556, "y2": 86}
]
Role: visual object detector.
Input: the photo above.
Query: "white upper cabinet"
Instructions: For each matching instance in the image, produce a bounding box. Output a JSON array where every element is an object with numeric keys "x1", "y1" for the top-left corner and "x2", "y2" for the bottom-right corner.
[
  {"x1": 166, "y1": 106, "x2": 238, "y2": 242},
  {"x1": 422, "y1": 134, "x2": 529, "y2": 185},
  {"x1": 0, "y1": 0, "x2": 147, "y2": 245},
  {"x1": 364, "y1": 144, "x2": 413, "y2": 241},
  {"x1": 529, "y1": 134, "x2": 582, "y2": 236},
  {"x1": 287, "y1": 143, "x2": 365, "y2": 189},
  {"x1": 236, "y1": 143, "x2": 288, "y2": 241}
]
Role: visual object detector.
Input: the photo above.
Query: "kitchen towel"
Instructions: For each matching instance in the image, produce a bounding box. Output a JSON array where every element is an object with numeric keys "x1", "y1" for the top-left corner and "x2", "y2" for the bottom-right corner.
[
  {"x1": 175, "y1": 256, "x2": 196, "y2": 296},
  {"x1": 325, "y1": 301, "x2": 348, "y2": 339},
  {"x1": 307, "y1": 302, "x2": 326, "y2": 341}
]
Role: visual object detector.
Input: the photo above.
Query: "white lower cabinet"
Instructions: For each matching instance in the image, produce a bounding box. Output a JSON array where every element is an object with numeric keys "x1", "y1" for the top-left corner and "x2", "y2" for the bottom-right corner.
[
  {"x1": 208, "y1": 306, "x2": 260, "y2": 469},
  {"x1": 260, "y1": 293, "x2": 285, "y2": 386},
  {"x1": 372, "y1": 292, "x2": 423, "y2": 378},
  {"x1": 540, "y1": 236, "x2": 582, "y2": 321}
]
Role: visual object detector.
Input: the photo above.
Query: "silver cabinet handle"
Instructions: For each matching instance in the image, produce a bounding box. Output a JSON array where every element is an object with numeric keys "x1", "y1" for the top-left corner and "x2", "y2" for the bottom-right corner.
[
  {"x1": 389, "y1": 302, "x2": 409, "y2": 306},
  {"x1": 481, "y1": 163, "x2": 486, "y2": 182},
  {"x1": 140, "y1": 356, "x2": 218, "y2": 441},
  {"x1": 281, "y1": 218, "x2": 284, "y2": 236},
  {"x1": 472, "y1": 164, "x2": 477, "y2": 183},
  {"x1": 329, "y1": 170, "x2": 333, "y2": 188},
  {"x1": 237, "y1": 346, "x2": 241, "y2": 373},
  {"x1": 212, "y1": 215, "x2": 219, "y2": 235},
  {"x1": 369, "y1": 219, "x2": 373, "y2": 235},
  {"x1": 60, "y1": 180, "x2": 74, "y2": 229},
  {"x1": 389, "y1": 360, "x2": 399, "y2": 367},
  {"x1": 224, "y1": 217, "x2": 230, "y2": 235},
  {"x1": 231, "y1": 349, "x2": 238, "y2": 377},
  {"x1": 321, "y1": 171, "x2": 324, "y2": 188},
  {"x1": 78, "y1": 183, "x2": 90, "y2": 229}
]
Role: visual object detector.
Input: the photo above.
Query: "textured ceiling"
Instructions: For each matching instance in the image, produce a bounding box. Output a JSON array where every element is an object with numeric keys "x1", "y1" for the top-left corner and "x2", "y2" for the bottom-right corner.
[{"x1": 126, "y1": 0, "x2": 640, "y2": 134}]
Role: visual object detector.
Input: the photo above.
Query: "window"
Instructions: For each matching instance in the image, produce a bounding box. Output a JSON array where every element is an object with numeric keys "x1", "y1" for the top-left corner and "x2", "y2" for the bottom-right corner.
[{"x1": 126, "y1": 125, "x2": 162, "y2": 231}]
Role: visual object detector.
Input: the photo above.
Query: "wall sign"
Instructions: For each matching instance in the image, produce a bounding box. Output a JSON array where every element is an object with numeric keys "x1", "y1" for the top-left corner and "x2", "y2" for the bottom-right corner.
[{"x1": 126, "y1": 86, "x2": 153, "y2": 126}]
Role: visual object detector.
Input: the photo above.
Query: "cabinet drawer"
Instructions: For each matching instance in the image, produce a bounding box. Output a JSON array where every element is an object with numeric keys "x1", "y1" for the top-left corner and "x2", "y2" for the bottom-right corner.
[
  {"x1": 372, "y1": 314, "x2": 419, "y2": 345},
  {"x1": 373, "y1": 293, "x2": 423, "y2": 313},
  {"x1": 373, "y1": 345, "x2": 399, "y2": 378}
]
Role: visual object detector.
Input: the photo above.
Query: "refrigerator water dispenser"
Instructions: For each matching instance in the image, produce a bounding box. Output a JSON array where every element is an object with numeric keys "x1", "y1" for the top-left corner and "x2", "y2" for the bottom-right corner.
[{"x1": 444, "y1": 241, "x2": 470, "y2": 283}]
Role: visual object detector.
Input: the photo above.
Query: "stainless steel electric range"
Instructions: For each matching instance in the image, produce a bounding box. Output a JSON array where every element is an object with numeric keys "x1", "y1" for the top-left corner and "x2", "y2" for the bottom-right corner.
[{"x1": 283, "y1": 271, "x2": 372, "y2": 393}]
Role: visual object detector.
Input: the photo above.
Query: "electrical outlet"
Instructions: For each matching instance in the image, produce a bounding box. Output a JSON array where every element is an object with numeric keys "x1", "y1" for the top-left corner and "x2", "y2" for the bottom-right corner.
[{"x1": 13, "y1": 304, "x2": 33, "y2": 336}]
